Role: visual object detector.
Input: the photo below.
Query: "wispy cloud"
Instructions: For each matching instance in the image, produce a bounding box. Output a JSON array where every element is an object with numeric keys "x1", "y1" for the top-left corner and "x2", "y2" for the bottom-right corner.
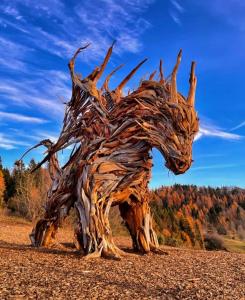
[
  {"x1": 0, "y1": 111, "x2": 47, "y2": 123},
  {"x1": 195, "y1": 153, "x2": 226, "y2": 159},
  {"x1": 230, "y1": 121, "x2": 245, "y2": 131},
  {"x1": 0, "y1": 36, "x2": 32, "y2": 71},
  {"x1": 0, "y1": 133, "x2": 31, "y2": 150},
  {"x1": 0, "y1": 0, "x2": 154, "y2": 61},
  {"x1": 0, "y1": 74, "x2": 69, "y2": 117},
  {"x1": 170, "y1": 0, "x2": 184, "y2": 13},
  {"x1": 195, "y1": 121, "x2": 243, "y2": 141},
  {"x1": 169, "y1": 11, "x2": 182, "y2": 26},
  {"x1": 0, "y1": 0, "x2": 155, "y2": 125},
  {"x1": 33, "y1": 131, "x2": 59, "y2": 143},
  {"x1": 169, "y1": 0, "x2": 184, "y2": 26},
  {"x1": 192, "y1": 163, "x2": 238, "y2": 171},
  {"x1": 190, "y1": 0, "x2": 245, "y2": 31},
  {"x1": 74, "y1": 0, "x2": 153, "y2": 55},
  {"x1": 2, "y1": 5, "x2": 22, "y2": 19}
]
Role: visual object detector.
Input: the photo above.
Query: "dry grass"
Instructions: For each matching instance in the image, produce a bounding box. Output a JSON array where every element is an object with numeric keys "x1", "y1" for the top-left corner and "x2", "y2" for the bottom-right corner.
[
  {"x1": 0, "y1": 214, "x2": 245, "y2": 299},
  {"x1": 223, "y1": 237, "x2": 245, "y2": 254}
]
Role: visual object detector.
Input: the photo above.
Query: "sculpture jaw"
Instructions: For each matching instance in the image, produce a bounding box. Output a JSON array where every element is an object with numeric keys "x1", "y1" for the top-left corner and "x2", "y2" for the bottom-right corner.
[{"x1": 165, "y1": 156, "x2": 191, "y2": 175}]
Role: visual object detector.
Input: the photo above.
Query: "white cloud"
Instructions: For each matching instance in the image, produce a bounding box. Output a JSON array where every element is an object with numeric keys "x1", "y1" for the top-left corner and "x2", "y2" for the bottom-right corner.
[
  {"x1": 2, "y1": 5, "x2": 22, "y2": 19},
  {"x1": 0, "y1": 36, "x2": 35, "y2": 73},
  {"x1": 0, "y1": 133, "x2": 31, "y2": 150},
  {"x1": 169, "y1": 0, "x2": 184, "y2": 26},
  {"x1": 170, "y1": 0, "x2": 184, "y2": 13},
  {"x1": 0, "y1": 0, "x2": 156, "y2": 131},
  {"x1": 73, "y1": 0, "x2": 153, "y2": 56},
  {"x1": 0, "y1": 0, "x2": 154, "y2": 61},
  {"x1": 195, "y1": 121, "x2": 243, "y2": 141},
  {"x1": 0, "y1": 0, "x2": 155, "y2": 127},
  {"x1": 0, "y1": 111, "x2": 47, "y2": 123},
  {"x1": 0, "y1": 17, "x2": 30, "y2": 34},
  {"x1": 169, "y1": 11, "x2": 182, "y2": 26},
  {"x1": 195, "y1": 153, "x2": 225, "y2": 159},
  {"x1": 230, "y1": 121, "x2": 245, "y2": 131},
  {"x1": 192, "y1": 163, "x2": 238, "y2": 171},
  {"x1": 0, "y1": 57, "x2": 26, "y2": 71},
  {"x1": 191, "y1": 0, "x2": 245, "y2": 31},
  {"x1": 33, "y1": 131, "x2": 59, "y2": 143},
  {"x1": 0, "y1": 74, "x2": 69, "y2": 117},
  {"x1": 0, "y1": 143, "x2": 16, "y2": 150}
]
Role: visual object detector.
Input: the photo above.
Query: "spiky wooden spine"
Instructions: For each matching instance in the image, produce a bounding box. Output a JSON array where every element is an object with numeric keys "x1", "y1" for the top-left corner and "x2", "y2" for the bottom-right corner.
[{"x1": 27, "y1": 44, "x2": 199, "y2": 258}]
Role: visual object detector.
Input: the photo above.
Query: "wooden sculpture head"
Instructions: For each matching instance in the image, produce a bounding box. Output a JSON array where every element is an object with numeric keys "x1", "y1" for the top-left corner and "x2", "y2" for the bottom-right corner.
[
  {"x1": 96, "y1": 47, "x2": 199, "y2": 176},
  {"x1": 33, "y1": 43, "x2": 198, "y2": 176},
  {"x1": 124, "y1": 52, "x2": 199, "y2": 174}
]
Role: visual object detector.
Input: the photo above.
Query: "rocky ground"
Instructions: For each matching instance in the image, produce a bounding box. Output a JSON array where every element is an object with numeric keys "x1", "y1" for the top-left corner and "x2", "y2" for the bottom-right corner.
[{"x1": 0, "y1": 215, "x2": 244, "y2": 300}]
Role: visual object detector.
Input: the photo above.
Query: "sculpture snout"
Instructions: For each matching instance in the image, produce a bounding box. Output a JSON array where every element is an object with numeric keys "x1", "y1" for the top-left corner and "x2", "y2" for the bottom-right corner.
[{"x1": 165, "y1": 157, "x2": 192, "y2": 175}]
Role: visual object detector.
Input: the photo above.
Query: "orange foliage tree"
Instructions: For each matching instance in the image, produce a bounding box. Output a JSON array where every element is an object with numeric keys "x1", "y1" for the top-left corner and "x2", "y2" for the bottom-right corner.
[{"x1": 0, "y1": 170, "x2": 5, "y2": 207}]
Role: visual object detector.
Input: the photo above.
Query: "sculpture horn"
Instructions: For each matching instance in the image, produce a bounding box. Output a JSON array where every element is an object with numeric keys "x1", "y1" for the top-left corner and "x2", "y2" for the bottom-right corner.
[
  {"x1": 89, "y1": 41, "x2": 116, "y2": 82},
  {"x1": 159, "y1": 59, "x2": 164, "y2": 83},
  {"x1": 149, "y1": 70, "x2": 157, "y2": 80},
  {"x1": 187, "y1": 61, "x2": 197, "y2": 106},
  {"x1": 68, "y1": 44, "x2": 91, "y2": 80},
  {"x1": 115, "y1": 58, "x2": 147, "y2": 97},
  {"x1": 102, "y1": 64, "x2": 124, "y2": 92},
  {"x1": 171, "y1": 49, "x2": 182, "y2": 103}
]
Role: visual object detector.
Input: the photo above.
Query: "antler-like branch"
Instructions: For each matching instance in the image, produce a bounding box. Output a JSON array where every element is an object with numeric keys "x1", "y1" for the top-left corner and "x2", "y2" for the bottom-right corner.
[
  {"x1": 88, "y1": 41, "x2": 116, "y2": 83},
  {"x1": 187, "y1": 61, "x2": 197, "y2": 106},
  {"x1": 159, "y1": 59, "x2": 164, "y2": 83},
  {"x1": 16, "y1": 139, "x2": 55, "y2": 173},
  {"x1": 68, "y1": 44, "x2": 91, "y2": 80},
  {"x1": 114, "y1": 58, "x2": 147, "y2": 101},
  {"x1": 17, "y1": 139, "x2": 52, "y2": 163},
  {"x1": 149, "y1": 70, "x2": 157, "y2": 80},
  {"x1": 101, "y1": 64, "x2": 124, "y2": 92},
  {"x1": 170, "y1": 49, "x2": 182, "y2": 103}
]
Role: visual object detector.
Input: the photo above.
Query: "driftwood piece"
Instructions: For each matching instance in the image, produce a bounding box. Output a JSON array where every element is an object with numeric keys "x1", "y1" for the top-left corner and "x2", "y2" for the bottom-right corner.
[{"x1": 23, "y1": 43, "x2": 199, "y2": 258}]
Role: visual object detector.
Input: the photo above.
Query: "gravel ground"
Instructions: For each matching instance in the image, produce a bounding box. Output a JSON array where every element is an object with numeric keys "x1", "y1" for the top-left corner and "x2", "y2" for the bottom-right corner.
[{"x1": 0, "y1": 215, "x2": 244, "y2": 300}]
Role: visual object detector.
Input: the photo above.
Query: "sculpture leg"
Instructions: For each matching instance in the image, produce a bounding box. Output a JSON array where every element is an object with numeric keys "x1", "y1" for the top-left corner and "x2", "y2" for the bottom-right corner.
[
  {"x1": 30, "y1": 218, "x2": 60, "y2": 247},
  {"x1": 30, "y1": 195, "x2": 73, "y2": 247},
  {"x1": 74, "y1": 196, "x2": 124, "y2": 259},
  {"x1": 119, "y1": 200, "x2": 159, "y2": 253}
]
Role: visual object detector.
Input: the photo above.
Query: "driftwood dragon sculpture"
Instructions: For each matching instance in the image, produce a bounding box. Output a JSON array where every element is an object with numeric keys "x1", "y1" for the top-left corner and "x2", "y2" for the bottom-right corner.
[{"x1": 22, "y1": 43, "x2": 199, "y2": 258}]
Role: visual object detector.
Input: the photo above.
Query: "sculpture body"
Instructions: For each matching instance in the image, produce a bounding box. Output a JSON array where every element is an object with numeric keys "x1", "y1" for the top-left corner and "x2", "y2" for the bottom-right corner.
[{"x1": 27, "y1": 44, "x2": 199, "y2": 258}]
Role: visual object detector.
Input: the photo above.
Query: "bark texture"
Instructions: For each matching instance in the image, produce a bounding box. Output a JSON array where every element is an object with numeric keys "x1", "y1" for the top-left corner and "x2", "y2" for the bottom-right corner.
[{"x1": 22, "y1": 43, "x2": 199, "y2": 258}]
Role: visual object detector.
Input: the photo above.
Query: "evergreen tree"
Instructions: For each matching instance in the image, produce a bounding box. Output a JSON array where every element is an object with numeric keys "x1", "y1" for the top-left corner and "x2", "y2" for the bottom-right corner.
[
  {"x1": 2, "y1": 168, "x2": 15, "y2": 202},
  {"x1": 0, "y1": 169, "x2": 5, "y2": 207}
]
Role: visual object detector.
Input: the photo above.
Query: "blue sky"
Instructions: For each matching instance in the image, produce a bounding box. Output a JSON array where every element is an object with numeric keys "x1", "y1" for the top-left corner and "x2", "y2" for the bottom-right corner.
[{"x1": 0, "y1": 0, "x2": 244, "y2": 188}]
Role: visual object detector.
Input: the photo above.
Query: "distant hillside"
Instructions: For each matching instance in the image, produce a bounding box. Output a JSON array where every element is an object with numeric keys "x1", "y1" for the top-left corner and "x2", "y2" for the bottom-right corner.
[
  {"x1": 1, "y1": 158, "x2": 244, "y2": 250},
  {"x1": 150, "y1": 185, "x2": 245, "y2": 248}
]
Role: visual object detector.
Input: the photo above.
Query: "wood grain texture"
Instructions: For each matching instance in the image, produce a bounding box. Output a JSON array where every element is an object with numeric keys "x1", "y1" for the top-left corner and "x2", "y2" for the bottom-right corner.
[{"x1": 24, "y1": 43, "x2": 199, "y2": 258}]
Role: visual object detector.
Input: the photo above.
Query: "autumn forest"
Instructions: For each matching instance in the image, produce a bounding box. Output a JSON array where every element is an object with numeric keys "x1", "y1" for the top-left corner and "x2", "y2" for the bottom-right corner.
[{"x1": 1, "y1": 157, "x2": 244, "y2": 252}]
